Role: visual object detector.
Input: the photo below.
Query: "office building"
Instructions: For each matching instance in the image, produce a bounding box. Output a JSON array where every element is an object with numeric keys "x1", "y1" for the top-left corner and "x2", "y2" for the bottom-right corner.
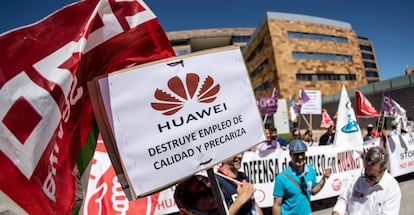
[{"x1": 243, "y1": 12, "x2": 381, "y2": 100}]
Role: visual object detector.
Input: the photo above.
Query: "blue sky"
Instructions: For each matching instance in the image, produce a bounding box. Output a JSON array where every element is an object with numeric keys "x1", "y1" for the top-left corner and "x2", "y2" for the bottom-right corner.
[{"x1": 1, "y1": 0, "x2": 412, "y2": 81}]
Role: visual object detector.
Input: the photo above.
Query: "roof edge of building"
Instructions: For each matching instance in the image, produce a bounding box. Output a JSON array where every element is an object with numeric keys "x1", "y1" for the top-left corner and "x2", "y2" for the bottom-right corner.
[{"x1": 265, "y1": 11, "x2": 352, "y2": 29}]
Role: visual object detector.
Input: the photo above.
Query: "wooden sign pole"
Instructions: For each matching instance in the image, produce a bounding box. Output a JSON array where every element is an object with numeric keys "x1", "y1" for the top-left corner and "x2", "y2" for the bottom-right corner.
[{"x1": 207, "y1": 168, "x2": 229, "y2": 215}]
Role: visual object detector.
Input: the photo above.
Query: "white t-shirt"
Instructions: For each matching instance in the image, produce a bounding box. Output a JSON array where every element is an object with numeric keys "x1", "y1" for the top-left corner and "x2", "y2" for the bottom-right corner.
[{"x1": 333, "y1": 171, "x2": 401, "y2": 215}]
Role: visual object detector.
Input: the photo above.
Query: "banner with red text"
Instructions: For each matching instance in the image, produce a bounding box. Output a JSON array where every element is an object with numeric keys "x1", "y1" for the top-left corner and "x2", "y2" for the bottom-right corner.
[
  {"x1": 0, "y1": 0, "x2": 174, "y2": 214},
  {"x1": 151, "y1": 145, "x2": 363, "y2": 210},
  {"x1": 387, "y1": 133, "x2": 414, "y2": 177},
  {"x1": 81, "y1": 137, "x2": 159, "y2": 215},
  {"x1": 151, "y1": 135, "x2": 411, "y2": 211}
]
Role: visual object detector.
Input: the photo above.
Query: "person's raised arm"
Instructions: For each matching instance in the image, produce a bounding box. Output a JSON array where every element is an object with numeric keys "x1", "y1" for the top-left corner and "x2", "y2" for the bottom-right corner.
[
  {"x1": 312, "y1": 168, "x2": 332, "y2": 195},
  {"x1": 228, "y1": 182, "x2": 255, "y2": 215}
]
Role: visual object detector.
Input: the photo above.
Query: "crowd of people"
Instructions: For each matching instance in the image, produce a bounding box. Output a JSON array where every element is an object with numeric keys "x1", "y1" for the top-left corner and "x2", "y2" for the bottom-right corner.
[{"x1": 172, "y1": 123, "x2": 404, "y2": 215}]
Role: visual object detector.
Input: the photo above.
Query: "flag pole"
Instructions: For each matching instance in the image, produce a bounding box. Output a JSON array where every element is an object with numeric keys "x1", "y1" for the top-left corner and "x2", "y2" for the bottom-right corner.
[
  {"x1": 301, "y1": 115, "x2": 310, "y2": 129},
  {"x1": 310, "y1": 114, "x2": 313, "y2": 129},
  {"x1": 263, "y1": 114, "x2": 268, "y2": 125},
  {"x1": 207, "y1": 168, "x2": 230, "y2": 215}
]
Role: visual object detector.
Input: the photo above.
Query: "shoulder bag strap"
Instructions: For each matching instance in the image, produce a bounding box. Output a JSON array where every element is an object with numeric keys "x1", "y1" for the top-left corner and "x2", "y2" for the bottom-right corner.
[{"x1": 281, "y1": 171, "x2": 309, "y2": 200}]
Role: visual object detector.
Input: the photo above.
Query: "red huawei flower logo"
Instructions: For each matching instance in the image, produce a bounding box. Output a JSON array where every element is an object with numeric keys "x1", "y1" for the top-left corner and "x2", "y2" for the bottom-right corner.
[{"x1": 151, "y1": 73, "x2": 220, "y2": 115}]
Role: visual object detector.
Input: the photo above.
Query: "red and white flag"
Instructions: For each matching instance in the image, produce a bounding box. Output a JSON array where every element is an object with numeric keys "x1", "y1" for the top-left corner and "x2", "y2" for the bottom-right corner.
[
  {"x1": 0, "y1": 0, "x2": 174, "y2": 214},
  {"x1": 354, "y1": 90, "x2": 379, "y2": 117},
  {"x1": 320, "y1": 108, "x2": 334, "y2": 128},
  {"x1": 81, "y1": 136, "x2": 160, "y2": 215}
]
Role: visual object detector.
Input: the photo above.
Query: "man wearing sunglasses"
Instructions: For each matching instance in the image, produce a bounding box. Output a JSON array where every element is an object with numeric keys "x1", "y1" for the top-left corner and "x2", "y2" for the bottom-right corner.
[
  {"x1": 174, "y1": 174, "x2": 220, "y2": 215},
  {"x1": 332, "y1": 146, "x2": 401, "y2": 215},
  {"x1": 272, "y1": 140, "x2": 332, "y2": 215}
]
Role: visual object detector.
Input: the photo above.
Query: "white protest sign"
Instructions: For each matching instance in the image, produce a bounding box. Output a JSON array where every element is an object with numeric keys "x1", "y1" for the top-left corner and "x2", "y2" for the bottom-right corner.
[
  {"x1": 153, "y1": 135, "x2": 414, "y2": 211},
  {"x1": 101, "y1": 47, "x2": 266, "y2": 197},
  {"x1": 240, "y1": 145, "x2": 362, "y2": 208},
  {"x1": 387, "y1": 133, "x2": 414, "y2": 177},
  {"x1": 300, "y1": 90, "x2": 321, "y2": 114}
]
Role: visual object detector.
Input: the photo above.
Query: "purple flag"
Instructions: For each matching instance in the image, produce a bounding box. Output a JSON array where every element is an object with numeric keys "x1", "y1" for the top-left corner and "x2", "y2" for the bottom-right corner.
[
  {"x1": 381, "y1": 92, "x2": 393, "y2": 112},
  {"x1": 258, "y1": 90, "x2": 279, "y2": 115},
  {"x1": 301, "y1": 89, "x2": 310, "y2": 103}
]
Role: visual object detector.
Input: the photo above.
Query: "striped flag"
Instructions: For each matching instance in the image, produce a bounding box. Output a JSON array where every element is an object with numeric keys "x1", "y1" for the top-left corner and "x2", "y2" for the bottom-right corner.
[
  {"x1": 81, "y1": 136, "x2": 159, "y2": 215},
  {"x1": 0, "y1": 1, "x2": 174, "y2": 214},
  {"x1": 320, "y1": 108, "x2": 334, "y2": 128},
  {"x1": 354, "y1": 90, "x2": 379, "y2": 117}
]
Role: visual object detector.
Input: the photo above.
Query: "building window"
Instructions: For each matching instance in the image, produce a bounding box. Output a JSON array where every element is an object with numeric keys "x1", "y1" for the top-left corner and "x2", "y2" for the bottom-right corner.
[
  {"x1": 174, "y1": 49, "x2": 190, "y2": 56},
  {"x1": 296, "y1": 73, "x2": 356, "y2": 81},
  {"x1": 364, "y1": 62, "x2": 377, "y2": 69},
  {"x1": 254, "y1": 80, "x2": 273, "y2": 92},
  {"x1": 292, "y1": 52, "x2": 353, "y2": 62},
  {"x1": 288, "y1": 31, "x2": 348, "y2": 43},
  {"x1": 365, "y1": 71, "x2": 379, "y2": 77},
  {"x1": 359, "y1": 44, "x2": 373, "y2": 52},
  {"x1": 250, "y1": 59, "x2": 269, "y2": 79},
  {"x1": 362, "y1": 53, "x2": 375, "y2": 60},
  {"x1": 171, "y1": 40, "x2": 189, "y2": 46},
  {"x1": 232, "y1": 35, "x2": 251, "y2": 43},
  {"x1": 246, "y1": 39, "x2": 264, "y2": 64}
]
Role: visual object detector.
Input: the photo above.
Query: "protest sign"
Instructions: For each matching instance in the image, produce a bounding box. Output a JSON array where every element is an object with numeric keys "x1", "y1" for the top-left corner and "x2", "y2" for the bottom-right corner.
[
  {"x1": 300, "y1": 90, "x2": 321, "y2": 115},
  {"x1": 88, "y1": 46, "x2": 266, "y2": 199},
  {"x1": 387, "y1": 133, "x2": 414, "y2": 177},
  {"x1": 151, "y1": 134, "x2": 413, "y2": 211}
]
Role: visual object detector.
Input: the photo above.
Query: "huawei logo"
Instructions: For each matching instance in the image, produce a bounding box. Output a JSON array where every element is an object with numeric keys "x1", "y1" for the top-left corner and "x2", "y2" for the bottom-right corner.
[{"x1": 151, "y1": 73, "x2": 220, "y2": 115}]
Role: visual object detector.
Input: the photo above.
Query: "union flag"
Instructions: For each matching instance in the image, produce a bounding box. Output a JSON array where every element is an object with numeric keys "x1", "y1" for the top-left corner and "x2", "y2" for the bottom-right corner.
[{"x1": 0, "y1": 0, "x2": 174, "y2": 214}]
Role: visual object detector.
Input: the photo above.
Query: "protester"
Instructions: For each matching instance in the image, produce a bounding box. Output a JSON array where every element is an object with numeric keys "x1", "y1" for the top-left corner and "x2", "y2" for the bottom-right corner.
[
  {"x1": 271, "y1": 127, "x2": 287, "y2": 149},
  {"x1": 257, "y1": 127, "x2": 287, "y2": 156},
  {"x1": 217, "y1": 153, "x2": 263, "y2": 215},
  {"x1": 389, "y1": 121, "x2": 399, "y2": 136},
  {"x1": 256, "y1": 128, "x2": 278, "y2": 157},
  {"x1": 272, "y1": 140, "x2": 332, "y2": 215},
  {"x1": 174, "y1": 175, "x2": 219, "y2": 215},
  {"x1": 303, "y1": 129, "x2": 315, "y2": 146},
  {"x1": 374, "y1": 125, "x2": 388, "y2": 148},
  {"x1": 332, "y1": 146, "x2": 401, "y2": 215},
  {"x1": 291, "y1": 128, "x2": 301, "y2": 141},
  {"x1": 319, "y1": 124, "x2": 335, "y2": 145},
  {"x1": 407, "y1": 116, "x2": 414, "y2": 132},
  {"x1": 363, "y1": 124, "x2": 375, "y2": 141}
]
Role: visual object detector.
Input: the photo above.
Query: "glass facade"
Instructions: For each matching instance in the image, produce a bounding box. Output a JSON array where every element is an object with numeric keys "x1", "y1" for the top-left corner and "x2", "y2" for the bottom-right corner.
[
  {"x1": 288, "y1": 31, "x2": 348, "y2": 43},
  {"x1": 250, "y1": 59, "x2": 269, "y2": 79},
  {"x1": 359, "y1": 44, "x2": 373, "y2": 51},
  {"x1": 246, "y1": 39, "x2": 264, "y2": 64},
  {"x1": 364, "y1": 62, "x2": 377, "y2": 69},
  {"x1": 296, "y1": 73, "x2": 356, "y2": 81},
  {"x1": 292, "y1": 52, "x2": 353, "y2": 62},
  {"x1": 254, "y1": 80, "x2": 273, "y2": 92},
  {"x1": 362, "y1": 53, "x2": 375, "y2": 60}
]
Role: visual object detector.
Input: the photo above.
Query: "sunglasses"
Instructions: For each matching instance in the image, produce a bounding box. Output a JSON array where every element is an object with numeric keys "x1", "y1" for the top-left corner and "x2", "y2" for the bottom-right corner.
[{"x1": 361, "y1": 168, "x2": 382, "y2": 182}]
